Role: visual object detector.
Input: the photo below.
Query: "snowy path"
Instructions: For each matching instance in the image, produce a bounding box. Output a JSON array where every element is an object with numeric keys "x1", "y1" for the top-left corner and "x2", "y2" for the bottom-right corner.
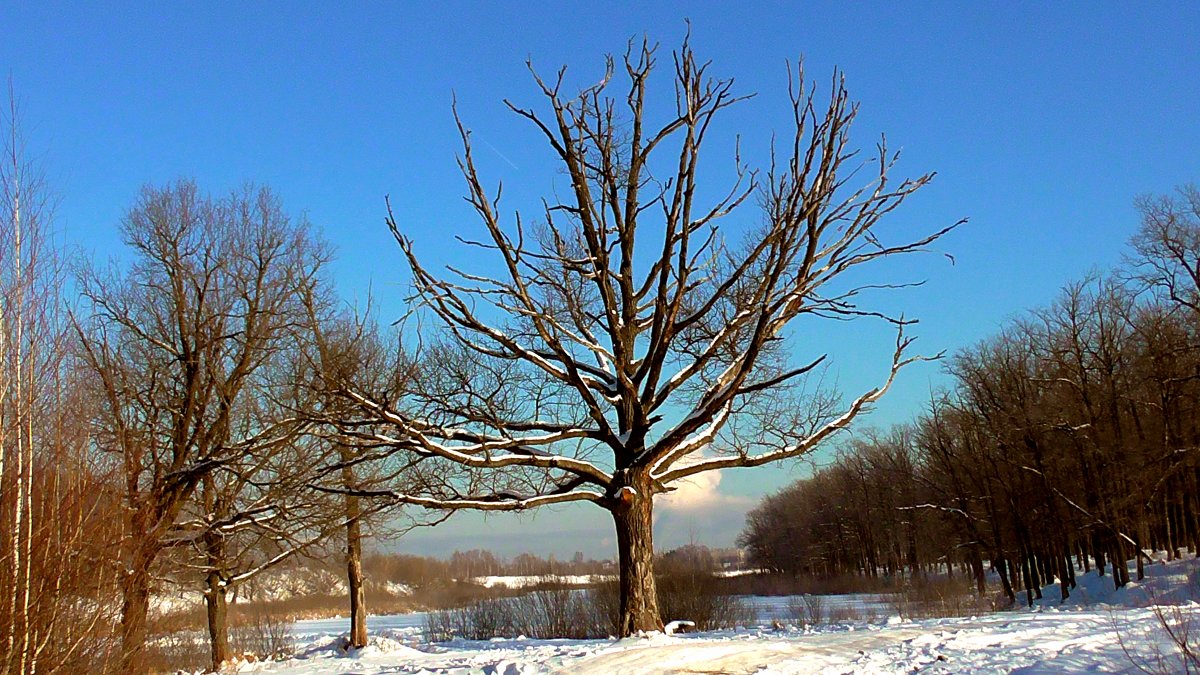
[
  {"x1": 558, "y1": 626, "x2": 933, "y2": 674},
  {"x1": 555, "y1": 611, "x2": 1158, "y2": 674}
]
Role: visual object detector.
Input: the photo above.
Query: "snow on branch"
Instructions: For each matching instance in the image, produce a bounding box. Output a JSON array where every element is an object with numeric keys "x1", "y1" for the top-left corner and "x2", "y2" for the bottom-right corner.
[
  {"x1": 340, "y1": 388, "x2": 612, "y2": 486},
  {"x1": 656, "y1": 326, "x2": 932, "y2": 483}
]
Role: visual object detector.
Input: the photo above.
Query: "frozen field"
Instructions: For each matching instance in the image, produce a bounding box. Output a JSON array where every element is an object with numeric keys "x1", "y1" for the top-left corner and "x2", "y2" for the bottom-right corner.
[{"x1": 240, "y1": 557, "x2": 1199, "y2": 674}]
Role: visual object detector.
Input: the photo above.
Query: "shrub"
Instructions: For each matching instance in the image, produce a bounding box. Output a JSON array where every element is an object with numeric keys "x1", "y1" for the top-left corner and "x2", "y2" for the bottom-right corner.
[
  {"x1": 787, "y1": 594, "x2": 825, "y2": 626},
  {"x1": 424, "y1": 587, "x2": 608, "y2": 641},
  {"x1": 656, "y1": 565, "x2": 753, "y2": 631},
  {"x1": 143, "y1": 631, "x2": 209, "y2": 674},
  {"x1": 230, "y1": 609, "x2": 295, "y2": 661},
  {"x1": 887, "y1": 577, "x2": 991, "y2": 620}
]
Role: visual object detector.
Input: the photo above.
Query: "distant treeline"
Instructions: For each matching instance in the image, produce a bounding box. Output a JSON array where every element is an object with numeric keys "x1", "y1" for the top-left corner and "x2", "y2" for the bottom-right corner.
[
  {"x1": 362, "y1": 544, "x2": 746, "y2": 586},
  {"x1": 741, "y1": 185, "x2": 1200, "y2": 607}
]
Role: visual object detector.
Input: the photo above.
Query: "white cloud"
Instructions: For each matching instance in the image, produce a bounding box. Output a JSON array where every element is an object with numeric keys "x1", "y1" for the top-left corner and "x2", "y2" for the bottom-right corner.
[{"x1": 655, "y1": 468, "x2": 754, "y2": 515}]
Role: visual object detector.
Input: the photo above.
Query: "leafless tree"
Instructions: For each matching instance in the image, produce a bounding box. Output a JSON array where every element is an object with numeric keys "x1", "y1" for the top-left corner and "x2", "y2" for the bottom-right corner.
[
  {"x1": 307, "y1": 310, "x2": 450, "y2": 650},
  {"x1": 330, "y1": 37, "x2": 957, "y2": 634},
  {"x1": 1, "y1": 84, "x2": 122, "y2": 673},
  {"x1": 171, "y1": 353, "x2": 347, "y2": 671},
  {"x1": 1130, "y1": 184, "x2": 1200, "y2": 313},
  {"x1": 75, "y1": 181, "x2": 331, "y2": 672}
]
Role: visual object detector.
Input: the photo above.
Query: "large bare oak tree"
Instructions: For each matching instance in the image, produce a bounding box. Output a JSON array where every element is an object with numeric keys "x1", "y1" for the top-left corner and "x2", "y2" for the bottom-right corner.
[{"x1": 331, "y1": 38, "x2": 958, "y2": 634}]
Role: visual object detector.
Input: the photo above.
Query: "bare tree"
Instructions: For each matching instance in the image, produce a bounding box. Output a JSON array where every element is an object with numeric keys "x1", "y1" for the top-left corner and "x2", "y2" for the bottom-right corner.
[
  {"x1": 331, "y1": 37, "x2": 957, "y2": 634},
  {"x1": 307, "y1": 311, "x2": 450, "y2": 650},
  {"x1": 1, "y1": 84, "x2": 122, "y2": 673},
  {"x1": 75, "y1": 181, "x2": 330, "y2": 672},
  {"x1": 172, "y1": 357, "x2": 343, "y2": 671},
  {"x1": 1130, "y1": 184, "x2": 1200, "y2": 313}
]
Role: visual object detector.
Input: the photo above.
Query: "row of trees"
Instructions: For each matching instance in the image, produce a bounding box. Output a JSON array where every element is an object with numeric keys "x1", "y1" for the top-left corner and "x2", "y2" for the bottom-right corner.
[
  {"x1": 364, "y1": 549, "x2": 613, "y2": 584},
  {"x1": 0, "y1": 92, "x2": 399, "y2": 670},
  {"x1": 2, "y1": 34, "x2": 955, "y2": 672},
  {"x1": 741, "y1": 185, "x2": 1200, "y2": 607}
]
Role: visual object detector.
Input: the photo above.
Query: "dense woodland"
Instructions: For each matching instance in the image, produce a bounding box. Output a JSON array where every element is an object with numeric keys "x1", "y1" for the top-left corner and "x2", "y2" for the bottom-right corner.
[{"x1": 740, "y1": 186, "x2": 1200, "y2": 608}]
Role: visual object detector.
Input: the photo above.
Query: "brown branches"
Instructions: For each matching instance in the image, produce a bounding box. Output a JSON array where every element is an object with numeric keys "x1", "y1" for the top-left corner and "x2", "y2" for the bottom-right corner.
[
  {"x1": 74, "y1": 180, "x2": 331, "y2": 672},
  {"x1": 334, "y1": 34, "x2": 954, "y2": 635}
]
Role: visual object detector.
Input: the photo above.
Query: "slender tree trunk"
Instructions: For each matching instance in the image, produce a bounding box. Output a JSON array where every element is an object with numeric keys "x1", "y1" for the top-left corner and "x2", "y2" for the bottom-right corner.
[
  {"x1": 611, "y1": 474, "x2": 662, "y2": 636},
  {"x1": 1058, "y1": 553, "x2": 1070, "y2": 602},
  {"x1": 994, "y1": 557, "x2": 1015, "y2": 605},
  {"x1": 1019, "y1": 551, "x2": 1035, "y2": 607},
  {"x1": 969, "y1": 547, "x2": 986, "y2": 596},
  {"x1": 205, "y1": 570, "x2": 230, "y2": 672},
  {"x1": 345, "y1": 503, "x2": 367, "y2": 648},
  {"x1": 341, "y1": 446, "x2": 368, "y2": 649}
]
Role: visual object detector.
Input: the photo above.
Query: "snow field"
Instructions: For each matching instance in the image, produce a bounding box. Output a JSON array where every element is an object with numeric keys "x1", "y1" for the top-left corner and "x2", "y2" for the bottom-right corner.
[{"x1": 233, "y1": 556, "x2": 1199, "y2": 674}]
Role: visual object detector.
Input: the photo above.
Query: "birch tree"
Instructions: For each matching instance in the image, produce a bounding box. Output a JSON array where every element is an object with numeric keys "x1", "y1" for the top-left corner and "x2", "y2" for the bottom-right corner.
[
  {"x1": 1, "y1": 85, "x2": 122, "y2": 673},
  {"x1": 331, "y1": 37, "x2": 958, "y2": 634}
]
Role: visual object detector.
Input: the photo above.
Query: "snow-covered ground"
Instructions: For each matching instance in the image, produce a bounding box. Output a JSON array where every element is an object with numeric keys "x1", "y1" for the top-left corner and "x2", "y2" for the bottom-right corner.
[
  {"x1": 236, "y1": 556, "x2": 1199, "y2": 674},
  {"x1": 469, "y1": 575, "x2": 601, "y2": 589}
]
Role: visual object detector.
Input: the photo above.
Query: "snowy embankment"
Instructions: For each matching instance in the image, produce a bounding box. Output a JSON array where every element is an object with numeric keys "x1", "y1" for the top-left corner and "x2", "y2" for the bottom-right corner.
[{"x1": 242, "y1": 556, "x2": 1199, "y2": 674}]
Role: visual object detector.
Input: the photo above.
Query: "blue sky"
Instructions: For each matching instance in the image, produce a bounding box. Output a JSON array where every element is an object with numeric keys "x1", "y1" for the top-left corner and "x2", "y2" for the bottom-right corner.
[{"x1": 5, "y1": 2, "x2": 1199, "y2": 558}]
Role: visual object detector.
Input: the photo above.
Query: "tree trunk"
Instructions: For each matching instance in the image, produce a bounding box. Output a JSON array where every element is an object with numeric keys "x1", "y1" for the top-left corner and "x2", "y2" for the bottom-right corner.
[
  {"x1": 342, "y1": 446, "x2": 368, "y2": 649},
  {"x1": 969, "y1": 547, "x2": 986, "y2": 596},
  {"x1": 345, "y1": 500, "x2": 368, "y2": 649},
  {"x1": 205, "y1": 572, "x2": 230, "y2": 672},
  {"x1": 120, "y1": 556, "x2": 153, "y2": 675},
  {"x1": 994, "y1": 557, "x2": 1015, "y2": 605},
  {"x1": 611, "y1": 475, "x2": 662, "y2": 636}
]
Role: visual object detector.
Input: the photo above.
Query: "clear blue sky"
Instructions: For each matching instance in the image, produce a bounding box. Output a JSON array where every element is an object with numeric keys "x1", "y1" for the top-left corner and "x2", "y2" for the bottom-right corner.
[{"x1": 5, "y1": 2, "x2": 1198, "y2": 558}]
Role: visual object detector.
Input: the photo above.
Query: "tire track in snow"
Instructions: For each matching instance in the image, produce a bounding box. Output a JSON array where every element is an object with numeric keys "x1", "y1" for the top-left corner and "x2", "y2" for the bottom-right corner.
[{"x1": 556, "y1": 627, "x2": 934, "y2": 674}]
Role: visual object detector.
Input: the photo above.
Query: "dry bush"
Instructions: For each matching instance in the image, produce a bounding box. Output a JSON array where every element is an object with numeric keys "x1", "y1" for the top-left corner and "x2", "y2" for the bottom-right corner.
[
  {"x1": 142, "y1": 631, "x2": 209, "y2": 674},
  {"x1": 1117, "y1": 570, "x2": 1200, "y2": 674},
  {"x1": 229, "y1": 610, "x2": 295, "y2": 662},
  {"x1": 1145, "y1": 604, "x2": 1199, "y2": 673},
  {"x1": 654, "y1": 555, "x2": 753, "y2": 631},
  {"x1": 787, "y1": 595, "x2": 826, "y2": 626},
  {"x1": 656, "y1": 571, "x2": 752, "y2": 631},
  {"x1": 424, "y1": 599, "x2": 513, "y2": 641},
  {"x1": 409, "y1": 579, "x2": 519, "y2": 611},
  {"x1": 144, "y1": 606, "x2": 297, "y2": 672},
  {"x1": 587, "y1": 580, "x2": 621, "y2": 636},
  {"x1": 827, "y1": 605, "x2": 860, "y2": 623},
  {"x1": 424, "y1": 586, "x2": 607, "y2": 641},
  {"x1": 888, "y1": 577, "x2": 992, "y2": 620},
  {"x1": 0, "y1": 448, "x2": 125, "y2": 673}
]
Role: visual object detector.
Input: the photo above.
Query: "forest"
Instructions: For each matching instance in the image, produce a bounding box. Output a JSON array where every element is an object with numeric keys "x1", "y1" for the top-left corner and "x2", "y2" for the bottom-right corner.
[{"x1": 740, "y1": 185, "x2": 1200, "y2": 607}]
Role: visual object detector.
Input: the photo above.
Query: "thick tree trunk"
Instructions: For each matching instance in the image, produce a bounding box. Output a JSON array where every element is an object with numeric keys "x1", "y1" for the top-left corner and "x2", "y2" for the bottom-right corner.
[
  {"x1": 205, "y1": 572, "x2": 230, "y2": 671},
  {"x1": 120, "y1": 557, "x2": 153, "y2": 674},
  {"x1": 611, "y1": 476, "x2": 662, "y2": 636}
]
